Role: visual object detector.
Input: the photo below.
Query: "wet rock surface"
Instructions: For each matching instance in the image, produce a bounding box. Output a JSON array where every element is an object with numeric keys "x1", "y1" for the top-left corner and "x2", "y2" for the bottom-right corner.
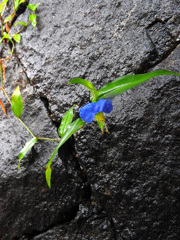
[
  {"x1": 0, "y1": 0, "x2": 180, "y2": 239},
  {"x1": 0, "y1": 58, "x2": 86, "y2": 240},
  {"x1": 76, "y1": 46, "x2": 180, "y2": 240},
  {"x1": 31, "y1": 202, "x2": 117, "y2": 240}
]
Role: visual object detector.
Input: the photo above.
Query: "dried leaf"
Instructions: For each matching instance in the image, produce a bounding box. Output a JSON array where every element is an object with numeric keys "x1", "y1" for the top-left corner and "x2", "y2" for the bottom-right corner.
[
  {"x1": 0, "y1": 98, "x2": 7, "y2": 116},
  {"x1": 6, "y1": 22, "x2": 10, "y2": 33}
]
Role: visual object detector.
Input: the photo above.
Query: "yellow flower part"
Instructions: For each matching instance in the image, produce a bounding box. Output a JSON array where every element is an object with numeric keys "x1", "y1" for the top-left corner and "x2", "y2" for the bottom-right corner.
[
  {"x1": 95, "y1": 112, "x2": 105, "y2": 122},
  {"x1": 95, "y1": 112, "x2": 109, "y2": 134}
]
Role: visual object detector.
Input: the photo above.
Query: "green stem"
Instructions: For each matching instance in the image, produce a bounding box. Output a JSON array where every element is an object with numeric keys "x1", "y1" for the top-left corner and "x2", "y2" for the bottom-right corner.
[
  {"x1": 0, "y1": 62, "x2": 3, "y2": 86},
  {"x1": 12, "y1": 0, "x2": 16, "y2": 15},
  {"x1": 1, "y1": 86, "x2": 11, "y2": 104},
  {"x1": 0, "y1": 39, "x2": 15, "y2": 61},
  {"x1": 1, "y1": 2, "x2": 7, "y2": 17},
  {"x1": 37, "y1": 137, "x2": 60, "y2": 142},
  {"x1": 0, "y1": 14, "x2": 4, "y2": 37},
  {"x1": 17, "y1": 21, "x2": 30, "y2": 35},
  {"x1": 10, "y1": 39, "x2": 14, "y2": 55},
  {"x1": 17, "y1": 117, "x2": 35, "y2": 138}
]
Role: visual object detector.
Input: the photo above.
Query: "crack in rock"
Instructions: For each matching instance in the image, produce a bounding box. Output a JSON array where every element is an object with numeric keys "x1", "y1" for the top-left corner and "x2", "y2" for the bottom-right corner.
[{"x1": 135, "y1": 20, "x2": 180, "y2": 73}]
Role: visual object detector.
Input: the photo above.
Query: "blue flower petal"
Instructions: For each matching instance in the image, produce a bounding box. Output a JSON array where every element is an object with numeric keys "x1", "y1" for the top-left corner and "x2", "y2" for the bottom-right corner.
[
  {"x1": 79, "y1": 102, "x2": 96, "y2": 123},
  {"x1": 94, "y1": 99, "x2": 105, "y2": 113},
  {"x1": 102, "y1": 99, "x2": 113, "y2": 113}
]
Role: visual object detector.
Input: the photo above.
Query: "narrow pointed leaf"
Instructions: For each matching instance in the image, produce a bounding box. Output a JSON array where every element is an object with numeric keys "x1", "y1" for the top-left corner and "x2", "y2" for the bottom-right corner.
[
  {"x1": 0, "y1": 33, "x2": 11, "y2": 44},
  {"x1": 0, "y1": 0, "x2": 9, "y2": 13},
  {"x1": 58, "y1": 105, "x2": 74, "y2": 137},
  {"x1": 45, "y1": 166, "x2": 51, "y2": 189},
  {"x1": 14, "y1": 0, "x2": 19, "y2": 10},
  {"x1": 13, "y1": 33, "x2": 21, "y2": 43},
  {"x1": 0, "y1": 99, "x2": 6, "y2": 116},
  {"x1": 27, "y1": 3, "x2": 40, "y2": 12},
  {"x1": 68, "y1": 78, "x2": 98, "y2": 102},
  {"x1": 46, "y1": 118, "x2": 85, "y2": 188},
  {"x1": 29, "y1": 14, "x2": 37, "y2": 28},
  {"x1": 4, "y1": 14, "x2": 13, "y2": 23},
  {"x1": 14, "y1": 21, "x2": 27, "y2": 28},
  {"x1": 18, "y1": 137, "x2": 37, "y2": 170},
  {"x1": 14, "y1": 0, "x2": 25, "y2": 10},
  {"x1": 11, "y1": 86, "x2": 23, "y2": 117},
  {"x1": 97, "y1": 69, "x2": 180, "y2": 100}
]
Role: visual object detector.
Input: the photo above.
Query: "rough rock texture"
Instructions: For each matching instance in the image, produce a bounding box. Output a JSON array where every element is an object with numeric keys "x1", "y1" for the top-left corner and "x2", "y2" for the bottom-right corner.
[
  {"x1": 0, "y1": 0, "x2": 180, "y2": 239},
  {"x1": 0, "y1": 58, "x2": 87, "y2": 240}
]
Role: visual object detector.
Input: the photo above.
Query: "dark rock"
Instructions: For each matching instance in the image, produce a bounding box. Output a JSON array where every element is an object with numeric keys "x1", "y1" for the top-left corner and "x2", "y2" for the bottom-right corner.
[
  {"x1": 15, "y1": 0, "x2": 180, "y2": 120},
  {"x1": 31, "y1": 202, "x2": 117, "y2": 240},
  {"x1": 0, "y1": 0, "x2": 179, "y2": 239},
  {"x1": 76, "y1": 46, "x2": 180, "y2": 240},
  {"x1": 0, "y1": 57, "x2": 86, "y2": 239}
]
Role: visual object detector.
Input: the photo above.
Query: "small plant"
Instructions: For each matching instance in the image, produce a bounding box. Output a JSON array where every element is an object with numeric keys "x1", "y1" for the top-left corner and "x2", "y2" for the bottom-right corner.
[
  {"x1": 0, "y1": 1, "x2": 39, "y2": 58},
  {"x1": 0, "y1": 1, "x2": 180, "y2": 189},
  {"x1": 0, "y1": 0, "x2": 40, "y2": 118}
]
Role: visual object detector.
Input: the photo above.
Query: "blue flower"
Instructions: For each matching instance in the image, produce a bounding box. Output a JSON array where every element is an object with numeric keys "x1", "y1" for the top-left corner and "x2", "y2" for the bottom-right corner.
[
  {"x1": 97, "y1": 99, "x2": 113, "y2": 113},
  {"x1": 79, "y1": 102, "x2": 96, "y2": 123},
  {"x1": 79, "y1": 99, "x2": 113, "y2": 123}
]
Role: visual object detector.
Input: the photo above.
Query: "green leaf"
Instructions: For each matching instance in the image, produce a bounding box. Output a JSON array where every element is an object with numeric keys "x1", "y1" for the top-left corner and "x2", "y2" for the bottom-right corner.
[
  {"x1": 14, "y1": 0, "x2": 25, "y2": 10},
  {"x1": 0, "y1": 0, "x2": 9, "y2": 13},
  {"x1": 14, "y1": 0, "x2": 19, "y2": 10},
  {"x1": 97, "y1": 69, "x2": 180, "y2": 100},
  {"x1": 29, "y1": 14, "x2": 37, "y2": 28},
  {"x1": 45, "y1": 165, "x2": 51, "y2": 189},
  {"x1": 27, "y1": 3, "x2": 40, "y2": 12},
  {"x1": 14, "y1": 21, "x2": 27, "y2": 28},
  {"x1": 45, "y1": 118, "x2": 85, "y2": 188},
  {"x1": 58, "y1": 105, "x2": 75, "y2": 137},
  {"x1": 68, "y1": 78, "x2": 98, "y2": 102},
  {"x1": 0, "y1": 33, "x2": 11, "y2": 44},
  {"x1": 11, "y1": 86, "x2": 23, "y2": 117},
  {"x1": 19, "y1": 0, "x2": 26, "y2": 4},
  {"x1": 13, "y1": 33, "x2": 21, "y2": 43},
  {"x1": 4, "y1": 14, "x2": 13, "y2": 23},
  {"x1": 18, "y1": 137, "x2": 37, "y2": 170}
]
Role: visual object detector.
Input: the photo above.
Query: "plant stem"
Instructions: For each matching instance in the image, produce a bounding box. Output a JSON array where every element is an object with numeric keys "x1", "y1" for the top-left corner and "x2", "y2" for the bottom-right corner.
[
  {"x1": 1, "y1": 86, "x2": 35, "y2": 139},
  {"x1": 37, "y1": 137, "x2": 60, "y2": 142},
  {"x1": 1, "y1": 86, "x2": 11, "y2": 104},
  {"x1": 0, "y1": 14, "x2": 4, "y2": 37},
  {"x1": 0, "y1": 62, "x2": 3, "y2": 86},
  {"x1": 1, "y1": 2, "x2": 7, "y2": 17},
  {"x1": 17, "y1": 21, "x2": 30, "y2": 34},
  {"x1": 17, "y1": 117, "x2": 35, "y2": 138},
  {"x1": 12, "y1": 0, "x2": 16, "y2": 15},
  {"x1": 0, "y1": 40, "x2": 15, "y2": 61}
]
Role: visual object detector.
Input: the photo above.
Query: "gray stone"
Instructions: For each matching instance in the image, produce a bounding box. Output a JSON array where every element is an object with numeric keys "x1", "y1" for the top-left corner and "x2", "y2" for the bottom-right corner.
[{"x1": 0, "y1": 0, "x2": 179, "y2": 239}]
